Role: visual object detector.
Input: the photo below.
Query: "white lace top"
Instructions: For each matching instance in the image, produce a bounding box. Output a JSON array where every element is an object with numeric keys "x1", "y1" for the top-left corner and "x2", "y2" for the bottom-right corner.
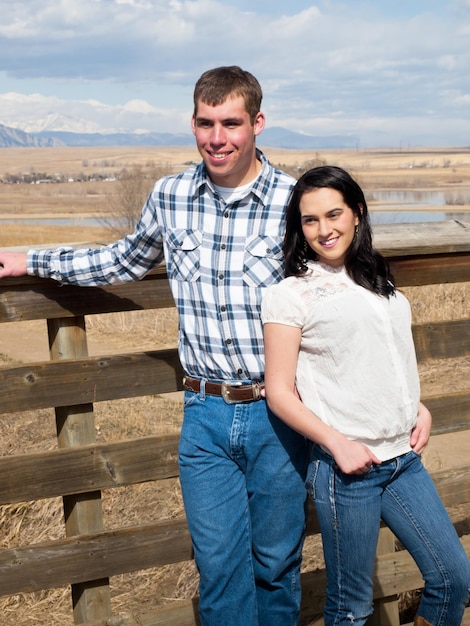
[{"x1": 261, "y1": 261, "x2": 420, "y2": 461}]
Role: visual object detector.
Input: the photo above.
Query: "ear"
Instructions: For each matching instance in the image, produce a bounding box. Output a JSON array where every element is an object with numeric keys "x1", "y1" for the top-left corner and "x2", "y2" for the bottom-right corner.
[
  {"x1": 191, "y1": 115, "x2": 196, "y2": 136},
  {"x1": 253, "y1": 112, "x2": 265, "y2": 137},
  {"x1": 356, "y1": 203, "x2": 363, "y2": 225}
]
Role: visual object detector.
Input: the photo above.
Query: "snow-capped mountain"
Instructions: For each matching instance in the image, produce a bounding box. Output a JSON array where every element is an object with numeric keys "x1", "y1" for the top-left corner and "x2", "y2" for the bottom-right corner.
[
  {"x1": 0, "y1": 119, "x2": 358, "y2": 150},
  {"x1": 13, "y1": 112, "x2": 105, "y2": 135}
]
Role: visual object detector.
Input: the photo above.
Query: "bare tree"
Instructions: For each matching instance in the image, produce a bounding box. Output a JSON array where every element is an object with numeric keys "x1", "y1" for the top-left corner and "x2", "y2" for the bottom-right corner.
[{"x1": 103, "y1": 162, "x2": 173, "y2": 237}]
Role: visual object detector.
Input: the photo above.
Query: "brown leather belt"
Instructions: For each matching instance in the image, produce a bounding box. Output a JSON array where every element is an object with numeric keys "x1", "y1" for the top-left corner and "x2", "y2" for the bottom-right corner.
[{"x1": 183, "y1": 376, "x2": 264, "y2": 404}]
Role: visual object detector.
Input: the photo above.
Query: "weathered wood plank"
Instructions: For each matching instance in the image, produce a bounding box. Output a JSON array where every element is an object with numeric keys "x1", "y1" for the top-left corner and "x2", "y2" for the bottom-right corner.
[
  {"x1": 412, "y1": 319, "x2": 470, "y2": 361},
  {"x1": 0, "y1": 518, "x2": 192, "y2": 596},
  {"x1": 430, "y1": 463, "x2": 470, "y2": 508},
  {"x1": 1, "y1": 423, "x2": 466, "y2": 517},
  {"x1": 0, "y1": 349, "x2": 184, "y2": 413},
  {"x1": 76, "y1": 534, "x2": 470, "y2": 626},
  {"x1": 0, "y1": 328, "x2": 468, "y2": 413},
  {"x1": 422, "y1": 391, "x2": 470, "y2": 434},
  {"x1": 0, "y1": 435, "x2": 180, "y2": 504},
  {"x1": 373, "y1": 220, "x2": 470, "y2": 256},
  {"x1": 0, "y1": 269, "x2": 173, "y2": 323},
  {"x1": 371, "y1": 534, "x2": 470, "y2": 598},
  {"x1": 388, "y1": 252, "x2": 470, "y2": 286},
  {"x1": 1, "y1": 223, "x2": 470, "y2": 324}
]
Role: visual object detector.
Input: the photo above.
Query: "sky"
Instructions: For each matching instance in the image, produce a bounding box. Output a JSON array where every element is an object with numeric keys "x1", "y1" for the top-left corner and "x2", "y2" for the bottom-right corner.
[{"x1": 0, "y1": 0, "x2": 469, "y2": 147}]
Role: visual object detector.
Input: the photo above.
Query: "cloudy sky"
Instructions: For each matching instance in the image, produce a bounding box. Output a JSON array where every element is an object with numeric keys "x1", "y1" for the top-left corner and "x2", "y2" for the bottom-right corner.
[{"x1": 1, "y1": 0, "x2": 469, "y2": 147}]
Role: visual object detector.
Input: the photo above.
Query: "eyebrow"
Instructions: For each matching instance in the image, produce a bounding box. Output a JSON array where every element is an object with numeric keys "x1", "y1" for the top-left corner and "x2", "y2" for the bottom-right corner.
[{"x1": 194, "y1": 116, "x2": 244, "y2": 125}]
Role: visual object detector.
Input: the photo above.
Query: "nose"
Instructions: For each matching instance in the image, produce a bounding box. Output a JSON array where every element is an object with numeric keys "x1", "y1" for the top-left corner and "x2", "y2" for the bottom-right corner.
[
  {"x1": 318, "y1": 219, "x2": 332, "y2": 238},
  {"x1": 210, "y1": 123, "x2": 226, "y2": 146}
]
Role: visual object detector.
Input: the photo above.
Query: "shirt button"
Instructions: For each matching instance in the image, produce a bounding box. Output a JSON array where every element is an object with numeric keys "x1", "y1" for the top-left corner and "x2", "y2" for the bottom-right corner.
[
  {"x1": 266, "y1": 248, "x2": 271, "y2": 253},
  {"x1": 226, "y1": 339, "x2": 232, "y2": 345},
  {"x1": 221, "y1": 243, "x2": 226, "y2": 250},
  {"x1": 220, "y1": 305, "x2": 227, "y2": 312},
  {"x1": 224, "y1": 212, "x2": 229, "y2": 218},
  {"x1": 218, "y1": 274, "x2": 224, "y2": 280},
  {"x1": 237, "y1": 369, "x2": 243, "y2": 375}
]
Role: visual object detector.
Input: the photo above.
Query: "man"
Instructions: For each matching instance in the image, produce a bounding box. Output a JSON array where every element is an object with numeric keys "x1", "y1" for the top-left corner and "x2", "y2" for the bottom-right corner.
[{"x1": 0, "y1": 66, "x2": 309, "y2": 626}]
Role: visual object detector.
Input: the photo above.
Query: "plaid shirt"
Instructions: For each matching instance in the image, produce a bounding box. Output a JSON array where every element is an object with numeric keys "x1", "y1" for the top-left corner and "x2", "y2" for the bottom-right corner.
[{"x1": 28, "y1": 150, "x2": 295, "y2": 381}]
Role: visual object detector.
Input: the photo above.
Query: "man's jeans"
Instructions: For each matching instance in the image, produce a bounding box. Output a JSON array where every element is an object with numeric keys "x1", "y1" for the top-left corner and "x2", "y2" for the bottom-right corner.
[
  {"x1": 309, "y1": 445, "x2": 470, "y2": 626},
  {"x1": 178, "y1": 389, "x2": 309, "y2": 626}
]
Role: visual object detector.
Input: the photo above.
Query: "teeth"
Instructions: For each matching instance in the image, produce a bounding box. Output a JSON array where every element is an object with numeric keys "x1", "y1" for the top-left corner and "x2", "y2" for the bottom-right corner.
[{"x1": 211, "y1": 152, "x2": 230, "y2": 159}]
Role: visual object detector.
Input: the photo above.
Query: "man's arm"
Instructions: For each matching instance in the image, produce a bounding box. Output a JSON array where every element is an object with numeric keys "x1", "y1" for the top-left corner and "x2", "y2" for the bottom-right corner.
[{"x1": 0, "y1": 251, "x2": 28, "y2": 279}]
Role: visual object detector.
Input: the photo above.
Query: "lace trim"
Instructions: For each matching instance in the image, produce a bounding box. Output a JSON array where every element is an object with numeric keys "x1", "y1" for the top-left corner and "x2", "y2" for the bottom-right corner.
[{"x1": 295, "y1": 263, "x2": 352, "y2": 304}]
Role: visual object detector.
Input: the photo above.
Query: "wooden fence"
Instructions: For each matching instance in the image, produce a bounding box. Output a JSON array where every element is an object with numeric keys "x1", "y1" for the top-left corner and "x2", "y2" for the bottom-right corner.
[{"x1": 0, "y1": 219, "x2": 469, "y2": 626}]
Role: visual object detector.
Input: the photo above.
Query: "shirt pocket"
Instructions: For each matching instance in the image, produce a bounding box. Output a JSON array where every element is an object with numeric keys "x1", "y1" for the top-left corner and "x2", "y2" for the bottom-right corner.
[
  {"x1": 243, "y1": 235, "x2": 284, "y2": 288},
  {"x1": 166, "y1": 229, "x2": 202, "y2": 282}
]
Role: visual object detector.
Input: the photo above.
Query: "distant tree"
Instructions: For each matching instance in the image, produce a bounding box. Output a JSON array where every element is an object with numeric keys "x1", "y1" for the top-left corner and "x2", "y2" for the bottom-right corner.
[
  {"x1": 103, "y1": 162, "x2": 173, "y2": 237},
  {"x1": 279, "y1": 154, "x2": 328, "y2": 179}
]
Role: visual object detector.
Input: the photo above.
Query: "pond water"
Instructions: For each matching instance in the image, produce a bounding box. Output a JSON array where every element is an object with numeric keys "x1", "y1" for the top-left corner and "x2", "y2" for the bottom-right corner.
[
  {"x1": 369, "y1": 189, "x2": 469, "y2": 207},
  {"x1": 1, "y1": 189, "x2": 469, "y2": 227},
  {"x1": 367, "y1": 189, "x2": 470, "y2": 224},
  {"x1": 369, "y1": 210, "x2": 467, "y2": 225}
]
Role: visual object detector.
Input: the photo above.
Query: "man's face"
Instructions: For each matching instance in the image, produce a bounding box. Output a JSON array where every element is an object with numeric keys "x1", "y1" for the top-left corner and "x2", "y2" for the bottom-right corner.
[{"x1": 191, "y1": 94, "x2": 265, "y2": 188}]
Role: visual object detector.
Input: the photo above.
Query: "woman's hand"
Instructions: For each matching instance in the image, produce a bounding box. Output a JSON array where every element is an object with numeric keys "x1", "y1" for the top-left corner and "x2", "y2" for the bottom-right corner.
[
  {"x1": 329, "y1": 437, "x2": 381, "y2": 475},
  {"x1": 410, "y1": 402, "x2": 432, "y2": 454}
]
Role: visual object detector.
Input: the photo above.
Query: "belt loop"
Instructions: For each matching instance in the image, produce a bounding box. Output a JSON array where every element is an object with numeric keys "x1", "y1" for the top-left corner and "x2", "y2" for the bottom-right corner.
[{"x1": 199, "y1": 378, "x2": 207, "y2": 401}]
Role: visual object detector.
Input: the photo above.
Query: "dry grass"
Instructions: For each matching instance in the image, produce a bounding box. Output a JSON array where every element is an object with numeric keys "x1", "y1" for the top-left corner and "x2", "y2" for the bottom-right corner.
[{"x1": 0, "y1": 147, "x2": 469, "y2": 625}]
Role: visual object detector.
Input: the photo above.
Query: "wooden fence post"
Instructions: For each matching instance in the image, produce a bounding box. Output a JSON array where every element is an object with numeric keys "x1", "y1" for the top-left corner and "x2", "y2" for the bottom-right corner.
[
  {"x1": 47, "y1": 316, "x2": 112, "y2": 624},
  {"x1": 367, "y1": 526, "x2": 400, "y2": 626}
]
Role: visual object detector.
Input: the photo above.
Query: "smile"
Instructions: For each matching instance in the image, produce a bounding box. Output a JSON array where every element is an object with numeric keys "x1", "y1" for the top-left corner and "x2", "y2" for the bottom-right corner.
[
  {"x1": 209, "y1": 151, "x2": 232, "y2": 160},
  {"x1": 319, "y1": 237, "x2": 339, "y2": 248}
]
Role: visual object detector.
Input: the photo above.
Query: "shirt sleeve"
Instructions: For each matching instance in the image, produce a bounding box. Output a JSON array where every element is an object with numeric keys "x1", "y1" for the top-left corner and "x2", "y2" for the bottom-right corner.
[
  {"x1": 261, "y1": 280, "x2": 305, "y2": 328},
  {"x1": 26, "y1": 190, "x2": 165, "y2": 286}
]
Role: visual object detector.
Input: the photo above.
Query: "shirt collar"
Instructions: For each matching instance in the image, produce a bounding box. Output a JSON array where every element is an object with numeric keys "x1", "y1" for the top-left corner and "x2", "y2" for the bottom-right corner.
[{"x1": 192, "y1": 148, "x2": 272, "y2": 205}]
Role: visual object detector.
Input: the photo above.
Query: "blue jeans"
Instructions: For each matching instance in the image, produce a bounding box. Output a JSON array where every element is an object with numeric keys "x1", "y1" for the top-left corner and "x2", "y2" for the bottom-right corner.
[
  {"x1": 178, "y1": 388, "x2": 309, "y2": 626},
  {"x1": 309, "y1": 445, "x2": 470, "y2": 626}
]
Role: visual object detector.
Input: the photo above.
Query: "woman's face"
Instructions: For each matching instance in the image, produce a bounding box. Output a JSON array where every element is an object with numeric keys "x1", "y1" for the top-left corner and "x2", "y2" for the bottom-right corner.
[{"x1": 300, "y1": 187, "x2": 359, "y2": 268}]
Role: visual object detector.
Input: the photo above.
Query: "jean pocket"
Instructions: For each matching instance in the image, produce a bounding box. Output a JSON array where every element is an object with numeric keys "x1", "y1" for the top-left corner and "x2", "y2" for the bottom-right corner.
[
  {"x1": 183, "y1": 390, "x2": 201, "y2": 408},
  {"x1": 306, "y1": 458, "x2": 320, "y2": 500}
]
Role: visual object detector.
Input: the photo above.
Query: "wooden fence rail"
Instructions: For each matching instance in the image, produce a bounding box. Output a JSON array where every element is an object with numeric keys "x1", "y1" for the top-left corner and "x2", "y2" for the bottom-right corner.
[{"x1": 0, "y1": 219, "x2": 469, "y2": 626}]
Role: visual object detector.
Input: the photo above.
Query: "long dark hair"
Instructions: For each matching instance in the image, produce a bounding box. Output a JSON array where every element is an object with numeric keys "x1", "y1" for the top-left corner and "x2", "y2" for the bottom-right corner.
[{"x1": 283, "y1": 165, "x2": 395, "y2": 297}]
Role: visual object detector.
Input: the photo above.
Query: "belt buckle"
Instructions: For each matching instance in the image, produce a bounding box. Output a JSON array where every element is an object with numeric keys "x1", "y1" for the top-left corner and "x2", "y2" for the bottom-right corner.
[{"x1": 221, "y1": 381, "x2": 242, "y2": 404}]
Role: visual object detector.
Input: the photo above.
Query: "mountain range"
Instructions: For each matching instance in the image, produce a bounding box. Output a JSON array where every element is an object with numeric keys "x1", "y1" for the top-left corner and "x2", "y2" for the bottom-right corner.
[{"x1": 0, "y1": 122, "x2": 359, "y2": 150}]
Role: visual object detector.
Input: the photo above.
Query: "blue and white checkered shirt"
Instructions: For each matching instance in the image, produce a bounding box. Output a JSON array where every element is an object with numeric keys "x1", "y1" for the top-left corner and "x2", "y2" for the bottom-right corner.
[{"x1": 28, "y1": 149, "x2": 295, "y2": 381}]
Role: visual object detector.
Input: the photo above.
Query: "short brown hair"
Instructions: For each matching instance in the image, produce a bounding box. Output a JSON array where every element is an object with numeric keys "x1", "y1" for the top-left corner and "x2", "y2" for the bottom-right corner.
[{"x1": 193, "y1": 66, "x2": 263, "y2": 124}]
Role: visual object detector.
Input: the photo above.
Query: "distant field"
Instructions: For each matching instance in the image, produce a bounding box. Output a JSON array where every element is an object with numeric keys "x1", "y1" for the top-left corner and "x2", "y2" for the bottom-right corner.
[
  {"x1": 1, "y1": 144, "x2": 470, "y2": 247},
  {"x1": 1, "y1": 144, "x2": 470, "y2": 183}
]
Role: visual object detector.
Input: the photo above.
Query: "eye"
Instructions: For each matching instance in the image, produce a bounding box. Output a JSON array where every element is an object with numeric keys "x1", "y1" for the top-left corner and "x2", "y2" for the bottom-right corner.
[
  {"x1": 224, "y1": 120, "x2": 241, "y2": 128},
  {"x1": 329, "y1": 210, "x2": 342, "y2": 219},
  {"x1": 301, "y1": 216, "x2": 318, "y2": 224}
]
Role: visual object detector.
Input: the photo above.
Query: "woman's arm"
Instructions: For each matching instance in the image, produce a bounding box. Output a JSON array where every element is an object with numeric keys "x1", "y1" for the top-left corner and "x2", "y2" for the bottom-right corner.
[{"x1": 264, "y1": 322, "x2": 381, "y2": 474}]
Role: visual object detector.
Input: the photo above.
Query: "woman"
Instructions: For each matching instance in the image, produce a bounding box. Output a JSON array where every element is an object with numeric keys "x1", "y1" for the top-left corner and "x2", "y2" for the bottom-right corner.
[{"x1": 261, "y1": 166, "x2": 470, "y2": 626}]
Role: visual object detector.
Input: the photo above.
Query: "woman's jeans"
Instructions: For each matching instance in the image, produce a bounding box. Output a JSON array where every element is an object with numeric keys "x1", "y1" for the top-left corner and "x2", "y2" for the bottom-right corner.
[
  {"x1": 309, "y1": 445, "x2": 470, "y2": 626},
  {"x1": 178, "y1": 389, "x2": 309, "y2": 626}
]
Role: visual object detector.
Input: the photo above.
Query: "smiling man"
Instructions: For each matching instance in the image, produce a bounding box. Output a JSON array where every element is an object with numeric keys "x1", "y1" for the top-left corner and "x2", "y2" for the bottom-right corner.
[{"x1": 0, "y1": 66, "x2": 309, "y2": 626}]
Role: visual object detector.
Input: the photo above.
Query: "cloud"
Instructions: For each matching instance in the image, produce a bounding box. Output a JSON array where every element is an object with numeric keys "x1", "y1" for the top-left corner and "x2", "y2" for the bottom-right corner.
[{"x1": 0, "y1": 0, "x2": 469, "y2": 145}]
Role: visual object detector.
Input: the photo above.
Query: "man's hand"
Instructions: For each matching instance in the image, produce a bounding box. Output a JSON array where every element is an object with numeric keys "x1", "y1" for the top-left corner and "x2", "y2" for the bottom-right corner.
[{"x1": 0, "y1": 251, "x2": 28, "y2": 279}]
